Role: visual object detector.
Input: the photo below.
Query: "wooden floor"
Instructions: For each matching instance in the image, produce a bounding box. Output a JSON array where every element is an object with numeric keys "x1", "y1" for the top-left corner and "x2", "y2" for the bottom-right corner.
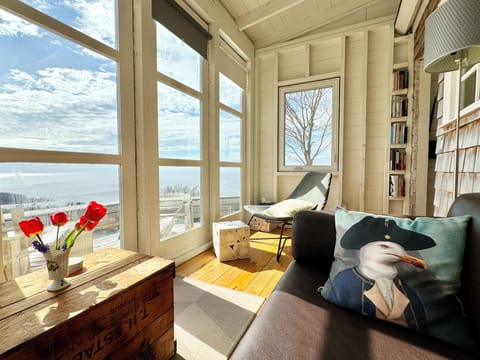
[{"x1": 176, "y1": 229, "x2": 293, "y2": 298}]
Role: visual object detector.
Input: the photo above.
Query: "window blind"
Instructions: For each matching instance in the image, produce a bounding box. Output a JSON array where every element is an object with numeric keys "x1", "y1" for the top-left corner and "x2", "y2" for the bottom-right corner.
[{"x1": 152, "y1": 0, "x2": 212, "y2": 59}]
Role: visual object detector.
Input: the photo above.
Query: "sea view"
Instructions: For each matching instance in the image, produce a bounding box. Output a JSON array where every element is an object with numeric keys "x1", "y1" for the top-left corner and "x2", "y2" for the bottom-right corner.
[
  {"x1": 0, "y1": 164, "x2": 240, "y2": 207},
  {"x1": 0, "y1": 164, "x2": 240, "y2": 280}
]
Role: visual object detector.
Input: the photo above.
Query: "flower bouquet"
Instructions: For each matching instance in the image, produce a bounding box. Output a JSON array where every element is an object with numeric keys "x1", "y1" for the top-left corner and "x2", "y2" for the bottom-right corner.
[{"x1": 18, "y1": 201, "x2": 107, "y2": 291}]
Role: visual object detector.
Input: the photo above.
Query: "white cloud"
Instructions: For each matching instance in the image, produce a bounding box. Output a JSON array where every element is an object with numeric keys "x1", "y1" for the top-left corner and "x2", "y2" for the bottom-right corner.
[
  {"x1": 0, "y1": 10, "x2": 44, "y2": 37},
  {"x1": 66, "y1": 0, "x2": 116, "y2": 46},
  {"x1": 0, "y1": 67, "x2": 118, "y2": 152},
  {"x1": 19, "y1": 0, "x2": 51, "y2": 12},
  {"x1": 1, "y1": 1, "x2": 115, "y2": 46}
]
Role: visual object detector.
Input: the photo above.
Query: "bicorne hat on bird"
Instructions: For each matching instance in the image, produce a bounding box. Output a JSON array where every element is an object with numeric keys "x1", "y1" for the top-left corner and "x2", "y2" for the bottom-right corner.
[{"x1": 340, "y1": 216, "x2": 436, "y2": 250}]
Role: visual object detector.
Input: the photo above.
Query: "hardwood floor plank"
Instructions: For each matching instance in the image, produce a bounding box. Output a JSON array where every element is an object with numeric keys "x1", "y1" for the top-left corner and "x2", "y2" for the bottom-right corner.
[
  {"x1": 175, "y1": 231, "x2": 293, "y2": 298},
  {"x1": 197, "y1": 260, "x2": 231, "y2": 283},
  {"x1": 227, "y1": 271, "x2": 256, "y2": 292},
  {"x1": 214, "y1": 265, "x2": 244, "y2": 287},
  {"x1": 175, "y1": 251, "x2": 213, "y2": 277},
  {"x1": 259, "y1": 270, "x2": 285, "y2": 298}
]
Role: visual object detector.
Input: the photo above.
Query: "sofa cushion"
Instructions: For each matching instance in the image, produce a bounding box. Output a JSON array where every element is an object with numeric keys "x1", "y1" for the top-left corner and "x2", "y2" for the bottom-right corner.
[
  {"x1": 320, "y1": 208, "x2": 478, "y2": 352},
  {"x1": 262, "y1": 198, "x2": 315, "y2": 217}
]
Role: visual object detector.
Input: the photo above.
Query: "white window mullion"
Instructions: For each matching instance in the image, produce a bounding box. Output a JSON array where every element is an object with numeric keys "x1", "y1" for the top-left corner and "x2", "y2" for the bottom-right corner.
[
  {"x1": 133, "y1": 0, "x2": 160, "y2": 255},
  {"x1": 117, "y1": 0, "x2": 137, "y2": 251}
]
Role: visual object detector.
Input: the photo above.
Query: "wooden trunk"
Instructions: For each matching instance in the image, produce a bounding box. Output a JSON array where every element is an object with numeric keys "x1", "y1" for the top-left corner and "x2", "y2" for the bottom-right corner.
[{"x1": 0, "y1": 248, "x2": 175, "y2": 360}]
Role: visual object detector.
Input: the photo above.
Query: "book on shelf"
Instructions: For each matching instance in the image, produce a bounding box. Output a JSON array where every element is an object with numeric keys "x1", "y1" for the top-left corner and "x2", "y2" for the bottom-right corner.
[
  {"x1": 390, "y1": 123, "x2": 408, "y2": 144},
  {"x1": 389, "y1": 175, "x2": 406, "y2": 197},
  {"x1": 391, "y1": 95, "x2": 408, "y2": 117},
  {"x1": 389, "y1": 148, "x2": 406, "y2": 170},
  {"x1": 393, "y1": 69, "x2": 409, "y2": 90}
]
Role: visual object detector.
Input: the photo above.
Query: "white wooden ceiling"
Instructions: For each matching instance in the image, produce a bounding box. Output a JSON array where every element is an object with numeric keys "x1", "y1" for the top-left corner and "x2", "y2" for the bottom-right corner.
[{"x1": 218, "y1": 0, "x2": 402, "y2": 49}]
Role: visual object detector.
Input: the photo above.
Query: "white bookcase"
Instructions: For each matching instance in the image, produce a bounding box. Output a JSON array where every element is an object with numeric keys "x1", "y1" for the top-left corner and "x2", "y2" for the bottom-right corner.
[{"x1": 385, "y1": 35, "x2": 413, "y2": 215}]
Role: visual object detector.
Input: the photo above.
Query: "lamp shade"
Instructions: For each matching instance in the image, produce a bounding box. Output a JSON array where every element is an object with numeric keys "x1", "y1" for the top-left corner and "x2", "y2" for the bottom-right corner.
[{"x1": 424, "y1": 0, "x2": 480, "y2": 73}]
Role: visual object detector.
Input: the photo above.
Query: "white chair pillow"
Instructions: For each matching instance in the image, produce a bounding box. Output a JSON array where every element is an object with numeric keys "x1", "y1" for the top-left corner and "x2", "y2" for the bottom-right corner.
[{"x1": 262, "y1": 199, "x2": 315, "y2": 217}]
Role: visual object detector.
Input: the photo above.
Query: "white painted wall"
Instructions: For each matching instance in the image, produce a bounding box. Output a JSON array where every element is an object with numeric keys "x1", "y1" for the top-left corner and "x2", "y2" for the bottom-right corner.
[
  {"x1": 254, "y1": 22, "x2": 394, "y2": 214},
  {"x1": 365, "y1": 27, "x2": 391, "y2": 213}
]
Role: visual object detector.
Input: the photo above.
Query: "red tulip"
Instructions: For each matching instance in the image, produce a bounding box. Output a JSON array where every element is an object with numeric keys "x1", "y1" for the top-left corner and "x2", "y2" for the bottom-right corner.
[
  {"x1": 76, "y1": 216, "x2": 98, "y2": 231},
  {"x1": 78, "y1": 201, "x2": 107, "y2": 231},
  {"x1": 50, "y1": 212, "x2": 68, "y2": 226},
  {"x1": 19, "y1": 217, "x2": 44, "y2": 238},
  {"x1": 84, "y1": 201, "x2": 107, "y2": 222}
]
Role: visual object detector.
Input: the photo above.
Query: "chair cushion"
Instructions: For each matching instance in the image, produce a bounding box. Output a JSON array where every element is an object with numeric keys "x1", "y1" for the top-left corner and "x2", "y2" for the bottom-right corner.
[
  {"x1": 262, "y1": 199, "x2": 315, "y2": 218},
  {"x1": 320, "y1": 207, "x2": 479, "y2": 353}
]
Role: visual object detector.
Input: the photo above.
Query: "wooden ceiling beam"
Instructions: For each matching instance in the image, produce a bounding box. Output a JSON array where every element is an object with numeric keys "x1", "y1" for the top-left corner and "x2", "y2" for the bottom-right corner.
[
  {"x1": 255, "y1": 0, "x2": 389, "y2": 48},
  {"x1": 395, "y1": 0, "x2": 422, "y2": 35},
  {"x1": 236, "y1": 0, "x2": 305, "y2": 31}
]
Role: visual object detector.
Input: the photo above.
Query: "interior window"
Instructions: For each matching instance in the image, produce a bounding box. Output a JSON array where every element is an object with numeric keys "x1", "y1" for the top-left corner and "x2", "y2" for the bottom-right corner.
[{"x1": 278, "y1": 78, "x2": 340, "y2": 172}]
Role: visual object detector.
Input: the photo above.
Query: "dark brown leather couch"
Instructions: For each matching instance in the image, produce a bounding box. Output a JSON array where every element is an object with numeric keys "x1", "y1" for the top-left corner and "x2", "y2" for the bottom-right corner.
[{"x1": 231, "y1": 193, "x2": 480, "y2": 359}]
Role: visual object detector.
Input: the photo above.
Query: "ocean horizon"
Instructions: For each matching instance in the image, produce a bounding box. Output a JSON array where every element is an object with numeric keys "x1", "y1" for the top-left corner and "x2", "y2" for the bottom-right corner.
[{"x1": 0, "y1": 164, "x2": 240, "y2": 207}]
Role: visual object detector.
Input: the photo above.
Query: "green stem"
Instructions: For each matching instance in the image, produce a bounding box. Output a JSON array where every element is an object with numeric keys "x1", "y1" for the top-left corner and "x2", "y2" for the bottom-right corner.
[
  {"x1": 55, "y1": 225, "x2": 60, "y2": 250},
  {"x1": 64, "y1": 223, "x2": 89, "y2": 249},
  {"x1": 36, "y1": 234, "x2": 45, "y2": 246}
]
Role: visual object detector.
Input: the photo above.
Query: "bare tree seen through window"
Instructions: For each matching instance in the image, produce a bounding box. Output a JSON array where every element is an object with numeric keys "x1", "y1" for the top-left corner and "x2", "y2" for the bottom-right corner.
[{"x1": 283, "y1": 86, "x2": 333, "y2": 166}]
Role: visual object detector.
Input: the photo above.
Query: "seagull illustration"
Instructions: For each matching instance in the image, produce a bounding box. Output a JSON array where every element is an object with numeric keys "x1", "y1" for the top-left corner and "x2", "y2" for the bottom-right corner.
[
  {"x1": 358, "y1": 240, "x2": 426, "y2": 281},
  {"x1": 325, "y1": 216, "x2": 436, "y2": 329},
  {"x1": 357, "y1": 241, "x2": 426, "y2": 313}
]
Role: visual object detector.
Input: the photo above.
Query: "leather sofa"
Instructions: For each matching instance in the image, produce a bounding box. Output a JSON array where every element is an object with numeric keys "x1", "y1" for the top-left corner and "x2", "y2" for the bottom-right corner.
[{"x1": 231, "y1": 193, "x2": 480, "y2": 359}]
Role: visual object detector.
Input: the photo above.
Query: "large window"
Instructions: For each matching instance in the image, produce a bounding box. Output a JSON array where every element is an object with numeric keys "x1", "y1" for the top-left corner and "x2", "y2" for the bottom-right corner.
[
  {"x1": 0, "y1": 1, "x2": 131, "y2": 280},
  {"x1": 278, "y1": 78, "x2": 340, "y2": 172},
  {"x1": 155, "y1": 21, "x2": 205, "y2": 240},
  {"x1": 219, "y1": 72, "x2": 244, "y2": 217},
  {"x1": 1, "y1": 0, "x2": 252, "y2": 273}
]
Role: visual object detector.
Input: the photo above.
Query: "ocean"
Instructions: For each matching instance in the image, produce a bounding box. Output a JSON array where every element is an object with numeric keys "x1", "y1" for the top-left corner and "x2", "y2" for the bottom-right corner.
[{"x1": 0, "y1": 163, "x2": 241, "y2": 207}]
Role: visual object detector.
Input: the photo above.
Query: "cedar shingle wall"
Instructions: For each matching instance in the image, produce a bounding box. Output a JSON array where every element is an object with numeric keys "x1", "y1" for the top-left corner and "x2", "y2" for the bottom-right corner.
[{"x1": 433, "y1": 87, "x2": 480, "y2": 216}]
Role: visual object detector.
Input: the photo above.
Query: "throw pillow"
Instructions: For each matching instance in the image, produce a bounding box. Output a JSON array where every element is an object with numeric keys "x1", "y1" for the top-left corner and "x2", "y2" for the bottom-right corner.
[
  {"x1": 262, "y1": 199, "x2": 315, "y2": 218},
  {"x1": 320, "y1": 207, "x2": 478, "y2": 352}
]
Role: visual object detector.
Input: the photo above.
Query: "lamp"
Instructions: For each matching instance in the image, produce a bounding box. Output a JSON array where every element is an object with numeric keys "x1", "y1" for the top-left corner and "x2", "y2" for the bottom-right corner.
[{"x1": 424, "y1": 0, "x2": 480, "y2": 198}]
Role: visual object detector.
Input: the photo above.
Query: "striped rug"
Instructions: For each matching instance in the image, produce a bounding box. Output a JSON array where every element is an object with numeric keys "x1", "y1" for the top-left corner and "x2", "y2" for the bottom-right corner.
[{"x1": 173, "y1": 276, "x2": 265, "y2": 360}]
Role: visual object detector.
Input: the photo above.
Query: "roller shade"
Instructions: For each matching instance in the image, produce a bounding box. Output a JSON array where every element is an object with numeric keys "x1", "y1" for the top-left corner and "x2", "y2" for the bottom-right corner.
[
  {"x1": 152, "y1": 0, "x2": 212, "y2": 59},
  {"x1": 219, "y1": 38, "x2": 247, "y2": 89}
]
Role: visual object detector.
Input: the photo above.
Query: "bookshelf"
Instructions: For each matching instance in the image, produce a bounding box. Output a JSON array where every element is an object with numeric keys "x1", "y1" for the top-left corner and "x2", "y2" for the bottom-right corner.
[{"x1": 386, "y1": 35, "x2": 413, "y2": 215}]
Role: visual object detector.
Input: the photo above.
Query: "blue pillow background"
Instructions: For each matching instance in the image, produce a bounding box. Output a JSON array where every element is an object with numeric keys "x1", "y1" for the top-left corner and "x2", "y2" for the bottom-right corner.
[{"x1": 321, "y1": 208, "x2": 477, "y2": 353}]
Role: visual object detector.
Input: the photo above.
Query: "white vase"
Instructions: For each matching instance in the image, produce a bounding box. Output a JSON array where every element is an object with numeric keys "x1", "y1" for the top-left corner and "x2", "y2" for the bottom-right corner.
[{"x1": 43, "y1": 247, "x2": 72, "y2": 292}]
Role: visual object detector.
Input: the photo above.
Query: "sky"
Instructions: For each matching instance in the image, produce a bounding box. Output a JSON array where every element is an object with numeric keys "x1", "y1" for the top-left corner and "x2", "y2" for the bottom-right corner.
[
  {"x1": 0, "y1": 0, "x2": 241, "y2": 201},
  {"x1": 0, "y1": 0, "x2": 243, "y2": 159},
  {"x1": 0, "y1": 0, "x2": 118, "y2": 153}
]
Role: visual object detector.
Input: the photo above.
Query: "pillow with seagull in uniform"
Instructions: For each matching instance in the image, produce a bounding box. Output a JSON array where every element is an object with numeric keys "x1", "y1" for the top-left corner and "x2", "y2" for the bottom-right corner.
[{"x1": 319, "y1": 207, "x2": 478, "y2": 353}]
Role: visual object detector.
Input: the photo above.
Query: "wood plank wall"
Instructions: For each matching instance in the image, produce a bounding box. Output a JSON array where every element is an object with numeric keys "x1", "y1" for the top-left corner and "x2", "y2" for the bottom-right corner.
[{"x1": 255, "y1": 23, "x2": 394, "y2": 214}]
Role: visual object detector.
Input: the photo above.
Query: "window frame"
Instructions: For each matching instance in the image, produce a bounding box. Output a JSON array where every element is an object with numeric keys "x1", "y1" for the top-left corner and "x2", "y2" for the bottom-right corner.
[
  {"x1": 0, "y1": 0, "x2": 137, "y2": 256},
  {"x1": 441, "y1": 64, "x2": 480, "y2": 128},
  {"x1": 218, "y1": 70, "x2": 245, "y2": 219},
  {"x1": 154, "y1": 20, "x2": 208, "y2": 241},
  {"x1": 277, "y1": 77, "x2": 340, "y2": 172},
  {"x1": 217, "y1": 37, "x2": 248, "y2": 220}
]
